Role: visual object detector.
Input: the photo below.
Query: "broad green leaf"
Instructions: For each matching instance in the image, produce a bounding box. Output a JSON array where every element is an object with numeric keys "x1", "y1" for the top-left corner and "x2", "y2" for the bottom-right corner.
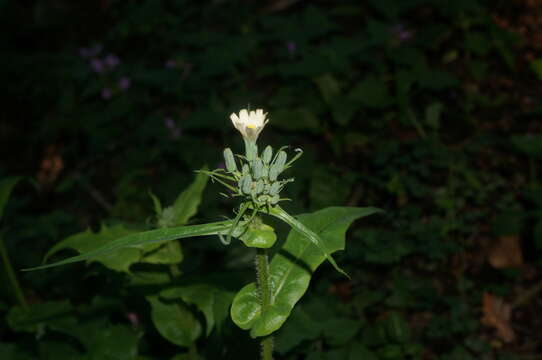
[
  {"x1": 322, "y1": 317, "x2": 361, "y2": 346},
  {"x1": 25, "y1": 220, "x2": 240, "y2": 271},
  {"x1": 141, "y1": 240, "x2": 183, "y2": 265},
  {"x1": 44, "y1": 224, "x2": 140, "y2": 273},
  {"x1": 348, "y1": 76, "x2": 392, "y2": 108},
  {"x1": 74, "y1": 323, "x2": 139, "y2": 360},
  {"x1": 269, "y1": 205, "x2": 362, "y2": 277},
  {"x1": 147, "y1": 295, "x2": 201, "y2": 347},
  {"x1": 0, "y1": 177, "x2": 22, "y2": 221},
  {"x1": 231, "y1": 207, "x2": 382, "y2": 337},
  {"x1": 7, "y1": 300, "x2": 75, "y2": 333},
  {"x1": 275, "y1": 306, "x2": 323, "y2": 354},
  {"x1": 161, "y1": 285, "x2": 235, "y2": 336},
  {"x1": 159, "y1": 168, "x2": 209, "y2": 228},
  {"x1": 314, "y1": 73, "x2": 341, "y2": 104}
]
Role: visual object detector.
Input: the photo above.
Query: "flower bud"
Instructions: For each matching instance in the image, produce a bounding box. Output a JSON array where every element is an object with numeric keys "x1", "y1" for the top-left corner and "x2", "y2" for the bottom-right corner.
[
  {"x1": 262, "y1": 146, "x2": 273, "y2": 164},
  {"x1": 223, "y1": 148, "x2": 237, "y2": 172},
  {"x1": 242, "y1": 164, "x2": 250, "y2": 175},
  {"x1": 269, "y1": 165, "x2": 279, "y2": 181},
  {"x1": 255, "y1": 179, "x2": 264, "y2": 194},
  {"x1": 240, "y1": 174, "x2": 252, "y2": 194},
  {"x1": 253, "y1": 158, "x2": 264, "y2": 179},
  {"x1": 269, "y1": 182, "x2": 281, "y2": 196},
  {"x1": 274, "y1": 151, "x2": 287, "y2": 171}
]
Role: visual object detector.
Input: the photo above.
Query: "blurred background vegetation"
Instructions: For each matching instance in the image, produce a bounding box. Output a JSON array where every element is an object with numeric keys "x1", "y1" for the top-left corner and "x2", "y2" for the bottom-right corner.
[{"x1": 1, "y1": 0, "x2": 542, "y2": 359}]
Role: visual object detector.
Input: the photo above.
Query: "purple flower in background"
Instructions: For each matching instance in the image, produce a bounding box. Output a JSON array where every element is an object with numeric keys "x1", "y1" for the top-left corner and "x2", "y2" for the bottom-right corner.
[
  {"x1": 118, "y1": 76, "x2": 131, "y2": 90},
  {"x1": 164, "y1": 117, "x2": 182, "y2": 139},
  {"x1": 216, "y1": 161, "x2": 225, "y2": 170},
  {"x1": 165, "y1": 59, "x2": 177, "y2": 68},
  {"x1": 79, "y1": 47, "x2": 91, "y2": 57},
  {"x1": 286, "y1": 41, "x2": 297, "y2": 55},
  {"x1": 79, "y1": 44, "x2": 102, "y2": 58},
  {"x1": 390, "y1": 24, "x2": 413, "y2": 43},
  {"x1": 101, "y1": 88, "x2": 112, "y2": 100},
  {"x1": 90, "y1": 58, "x2": 104, "y2": 73},
  {"x1": 165, "y1": 117, "x2": 175, "y2": 129},
  {"x1": 104, "y1": 54, "x2": 120, "y2": 69}
]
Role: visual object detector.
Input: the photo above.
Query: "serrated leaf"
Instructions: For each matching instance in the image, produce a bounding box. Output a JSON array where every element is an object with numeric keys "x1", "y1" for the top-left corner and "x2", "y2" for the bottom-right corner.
[
  {"x1": 26, "y1": 220, "x2": 240, "y2": 271},
  {"x1": 0, "y1": 177, "x2": 22, "y2": 221},
  {"x1": 147, "y1": 295, "x2": 201, "y2": 347},
  {"x1": 231, "y1": 207, "x2": 383, "y2": 337},
  {"x1": 161, "y1": 285, "x2": 234, "y2": 336}
]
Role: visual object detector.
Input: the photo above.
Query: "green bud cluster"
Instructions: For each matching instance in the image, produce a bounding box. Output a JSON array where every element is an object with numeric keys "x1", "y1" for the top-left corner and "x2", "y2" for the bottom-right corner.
[{"x1": 222, "y1": 145, "x2": 301, "y2": 207}]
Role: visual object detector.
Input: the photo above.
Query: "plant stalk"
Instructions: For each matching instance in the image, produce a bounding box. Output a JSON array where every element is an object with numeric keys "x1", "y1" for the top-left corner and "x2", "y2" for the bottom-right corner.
[
  {"x1": 255, "y1": 248, "x2": 273, "y2": 360},
  {"x1": 0, "y1": 236, "x2": 27, "y2": 308}
]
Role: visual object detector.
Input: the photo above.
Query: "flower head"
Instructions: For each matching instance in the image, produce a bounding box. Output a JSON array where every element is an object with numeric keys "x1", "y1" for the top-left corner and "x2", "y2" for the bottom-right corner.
[{"x1": 230, "y1": 109, "x2": 268, "y2": 142}]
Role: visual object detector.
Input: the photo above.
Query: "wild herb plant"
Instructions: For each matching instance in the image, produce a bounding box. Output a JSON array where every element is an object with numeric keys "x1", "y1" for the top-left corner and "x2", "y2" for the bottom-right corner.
[{"x1": 26, "y1": 109, "x2": 381, "y2": 359}]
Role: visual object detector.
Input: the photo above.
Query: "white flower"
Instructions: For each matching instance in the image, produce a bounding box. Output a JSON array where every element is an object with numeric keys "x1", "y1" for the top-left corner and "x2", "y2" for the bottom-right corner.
[{"x1": 230, "y1": 109, "x2": 268, "y2": 142}]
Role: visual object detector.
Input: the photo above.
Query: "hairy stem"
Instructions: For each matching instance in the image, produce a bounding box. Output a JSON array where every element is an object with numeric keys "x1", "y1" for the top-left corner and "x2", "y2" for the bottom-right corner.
[
  {"x1": 0, "y1": 236, "x2": 27, "y2": 308},
  {"x1": 255, "y1": 248, "x2": 273, "y2": 360}
]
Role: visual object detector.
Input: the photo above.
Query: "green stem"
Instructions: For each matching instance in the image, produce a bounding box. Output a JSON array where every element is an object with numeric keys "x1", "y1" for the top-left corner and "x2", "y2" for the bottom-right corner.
[
  {"x1": 255, "y1": 248, "x2": 273, "y2": 360},
  {"x1": 0, "y1": 236, "x2": 27, "y2": 308}
]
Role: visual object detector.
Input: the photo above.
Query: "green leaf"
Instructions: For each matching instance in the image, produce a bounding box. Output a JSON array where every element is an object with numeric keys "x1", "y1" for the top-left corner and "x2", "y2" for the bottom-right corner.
[
  {"x1": 271, "y1": 108, "x2": 321, "y2": 133},
  {"x1": 159, "y1": 169, "x2": 209, "y2": 228},
  {"x1": 239, "y1": 219, "x2": 277, "y2": 249},
  {"x1": 511, "y1": 134, "x2": 542, "y2": 158},
  {"x1": 25, "y1": 220, "x2": 240, "y2": 271},
  {"x1": 385, "y1": 312, "x2": 411, "y2": 343},
  {"x1": 79, "y1": 324, "x2": 139, "y2": 360},
  {"x1": 425, "y1": 102, "x2": 443, "y2": 130},
  {"x1": 161, "y1": 285, "x2": 235, "y2": 336},
  {"x1": 322, "y1": 317, "x2": 361, "y2": 346},
  {"x1": 349, "y1": 342, "x2": 378, "y2": 360},
  {"x1": 0, "y1": 343, "x2": 35, "y2": 360},
  {"x1": 348, "y1": 76, "x2": 392, "y2": 108},
  {"x1": 44, "y1": 224, "x2": 140, "y2": 273},
  {"x1": 231, "y1": 207, "x2": 382, "y2": 337},
  {"x1": 141, "y1": 241, "x2": 183, "y2": 265},
  {"x1": 39, "y1": 341, "x2": 83, "y2": 360},
  {"x1": 530, "y1": 58, "x2": 542, "y2": 80},
  {"x1": 7, "y1": 300, "x2": 75, "y2": 333},
  {"x1": 275, "y1": 306, "x2": 323, "y2": 354},
  {"x1": 0, "y1": 177, "x2": 22, "y2": 221},
  {"x1": 148, "y1": 190, "x2": 162, "y2": 217},
  {"x1": 147, "y1": 295, "x2": 201, "y2": 347},
  {"x1": 314, "y1": 74, "x2": 341, "y2": 104}
]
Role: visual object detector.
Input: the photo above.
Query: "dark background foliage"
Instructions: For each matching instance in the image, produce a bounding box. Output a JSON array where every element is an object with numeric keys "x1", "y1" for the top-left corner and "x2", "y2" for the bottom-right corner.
[{"x1": 1, "y1": 0, "x2": 542, "y2": 359}]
